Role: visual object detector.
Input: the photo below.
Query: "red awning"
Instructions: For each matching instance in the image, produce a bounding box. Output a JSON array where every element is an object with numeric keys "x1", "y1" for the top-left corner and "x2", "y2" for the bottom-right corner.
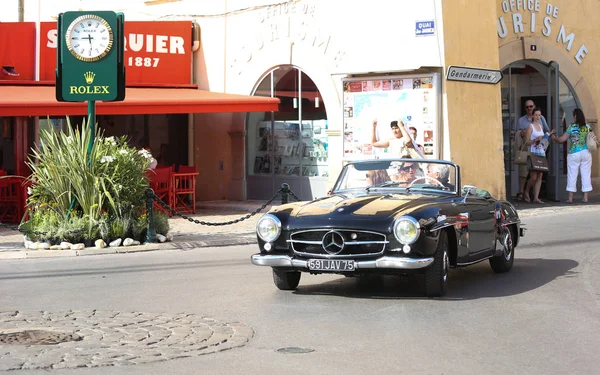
[{"x1": 0, "y1": 85, "x2": 280, "y2": 116}]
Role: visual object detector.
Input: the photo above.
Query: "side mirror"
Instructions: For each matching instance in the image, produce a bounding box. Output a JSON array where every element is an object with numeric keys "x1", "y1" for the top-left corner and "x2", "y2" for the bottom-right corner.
[{"x1": 462, "y1": 185, "x2": 477, "y2": 196}]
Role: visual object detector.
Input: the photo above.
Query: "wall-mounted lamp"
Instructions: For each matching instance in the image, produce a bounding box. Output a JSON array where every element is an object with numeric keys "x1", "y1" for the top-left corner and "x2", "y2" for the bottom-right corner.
[
  {"x1": 1, "y1": 66, "x2": 20, "y2": 76},
  {"x1": 293, "y1": 97, "x2": 298, "y2": 109},
  {"x1": 315, "y1": 97, "x2": 320, "y2": 108}
]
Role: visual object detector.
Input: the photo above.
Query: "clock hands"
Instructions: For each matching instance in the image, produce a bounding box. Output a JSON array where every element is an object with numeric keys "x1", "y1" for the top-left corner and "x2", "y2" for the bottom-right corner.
[{"x1": 66, "y1": 16, "x2": 112, "y2": 61}]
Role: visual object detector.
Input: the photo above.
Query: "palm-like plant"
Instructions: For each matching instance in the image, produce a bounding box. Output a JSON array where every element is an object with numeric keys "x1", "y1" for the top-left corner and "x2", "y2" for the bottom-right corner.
[{"x1": 24, "y1": 117, "x2": 154, "y2": 241}]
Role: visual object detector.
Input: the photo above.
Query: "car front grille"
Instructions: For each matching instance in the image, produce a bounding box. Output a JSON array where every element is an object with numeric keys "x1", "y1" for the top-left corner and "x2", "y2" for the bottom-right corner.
[{"x1": 288, "y1": 229, "x2": 388, "y2": 258}]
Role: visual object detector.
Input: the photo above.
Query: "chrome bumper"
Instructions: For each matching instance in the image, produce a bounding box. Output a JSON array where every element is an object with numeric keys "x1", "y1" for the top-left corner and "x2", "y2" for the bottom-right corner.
[{"x1": 250, "y1": 254, "x2": 434, "y2": 270}]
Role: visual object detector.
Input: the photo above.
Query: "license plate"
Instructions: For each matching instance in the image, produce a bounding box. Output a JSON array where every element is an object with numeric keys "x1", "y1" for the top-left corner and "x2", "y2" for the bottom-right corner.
[{"x1": 307, "y1": 259, "x2": 355, "y2": 271}]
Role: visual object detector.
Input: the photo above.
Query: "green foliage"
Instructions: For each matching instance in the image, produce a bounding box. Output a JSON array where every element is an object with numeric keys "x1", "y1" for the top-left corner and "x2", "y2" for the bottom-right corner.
[
  {"x1": 20, "y1": 205, "x2": 61, "y2": 242},
  {"x1": 153, "y1": 212, "x2": 170, "y2": 236},
  {"x1": 108, "y1": 214, "x2": 132, "y2": 241},
  {"x1": 22, "y1": 117, "x2": 164, "y2": 243},
  {"x1": 132, "y1": 212, "x2": 148, "y2": 241},
  {"x1": 56, "y1": 215, "x2": 88, "y2": 244}
]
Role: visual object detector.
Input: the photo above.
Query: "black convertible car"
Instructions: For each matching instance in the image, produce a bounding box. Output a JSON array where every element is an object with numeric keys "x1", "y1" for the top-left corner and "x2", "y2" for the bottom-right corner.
[{"x1": 251, "y1": 158, "x2": 524, "y2": 297}]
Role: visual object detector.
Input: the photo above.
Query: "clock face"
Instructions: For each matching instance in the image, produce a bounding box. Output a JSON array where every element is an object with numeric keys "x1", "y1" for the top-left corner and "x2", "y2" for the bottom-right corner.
[{"x1": 65, "y1": 14, "x2": 114, "y2": 62}]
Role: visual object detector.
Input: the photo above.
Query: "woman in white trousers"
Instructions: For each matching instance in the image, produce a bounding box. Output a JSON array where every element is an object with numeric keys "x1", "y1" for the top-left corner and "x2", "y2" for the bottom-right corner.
[{"x1": 550, "y1": 108, "x2": 597, "y2": 203}]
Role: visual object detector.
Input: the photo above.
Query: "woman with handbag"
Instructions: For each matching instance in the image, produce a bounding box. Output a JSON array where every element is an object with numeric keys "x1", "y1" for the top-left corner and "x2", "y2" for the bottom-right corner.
[
  {"x1": 550, "y1": 108, "x2": 598, "y2": 203},
  {"x1": 523, "y1": 108, "x2": 548, "y2": 204}
]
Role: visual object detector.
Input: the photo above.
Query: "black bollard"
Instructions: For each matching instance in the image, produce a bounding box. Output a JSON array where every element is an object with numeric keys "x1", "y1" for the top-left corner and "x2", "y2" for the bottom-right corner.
[
  {"x1": 145, "y1": 188, "x2": 157, "y2": 243},
  {"x1": 281, "y1": 183, "x2": 289, "y2": 204}
]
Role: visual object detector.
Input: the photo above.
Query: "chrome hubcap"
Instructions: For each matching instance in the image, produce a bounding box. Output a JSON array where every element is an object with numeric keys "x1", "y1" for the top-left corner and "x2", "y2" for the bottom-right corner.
[
  {"x1": 442, "y1": 249, "x2": 449, "y2": 282},
  {"x1": 502, "y1": 230, "x2": 513, "y2": 261}
]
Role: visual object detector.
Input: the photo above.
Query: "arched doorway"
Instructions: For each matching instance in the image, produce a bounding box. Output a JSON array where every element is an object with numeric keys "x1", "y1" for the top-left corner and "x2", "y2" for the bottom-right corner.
[
  {"x1": 501, "y1": 59, "x2": 580, "y2": 202},
  {"x1": 246, "y1": 66, "x2": 330, "y2": 201}
]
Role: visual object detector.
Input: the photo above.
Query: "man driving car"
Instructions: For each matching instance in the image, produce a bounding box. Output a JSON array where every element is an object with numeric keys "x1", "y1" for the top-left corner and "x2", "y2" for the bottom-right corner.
[{"x1": 426, "y1": 163, "x2": 455, "y2": 190}]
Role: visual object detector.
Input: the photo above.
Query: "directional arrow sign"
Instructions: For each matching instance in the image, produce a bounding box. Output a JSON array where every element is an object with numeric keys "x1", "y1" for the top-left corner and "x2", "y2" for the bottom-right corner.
[{"x1": 446, "y1": 66, "x2": 504, "y2": 84}]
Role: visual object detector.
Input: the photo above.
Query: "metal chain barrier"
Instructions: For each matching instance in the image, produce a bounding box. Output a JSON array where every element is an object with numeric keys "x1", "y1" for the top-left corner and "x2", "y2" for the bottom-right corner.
[
  {"x1": 149, "y1": 182, "x2": 302, "y2": 227},
  {"x1": 288, "y1": 189, "x2": 301, "y2": 202},
  {"x1": 152, "y1": 190, "x2": 281, "y2": 226},
  {"x1": 0, "y1": 183, "x2": 303, "y2": 243},
  {"x1": 0, "y1": 221, "x2": 26, "y2": 233}
]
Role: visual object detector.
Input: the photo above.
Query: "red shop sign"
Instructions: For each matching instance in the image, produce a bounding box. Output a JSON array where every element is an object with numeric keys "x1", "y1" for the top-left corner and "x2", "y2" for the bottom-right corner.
[
  {"x1": 0, "y1": 22, "x2": 36, "y2": 81},
  {"x1": 40, "y1": 20, "x2": 192, "y2": 85}
]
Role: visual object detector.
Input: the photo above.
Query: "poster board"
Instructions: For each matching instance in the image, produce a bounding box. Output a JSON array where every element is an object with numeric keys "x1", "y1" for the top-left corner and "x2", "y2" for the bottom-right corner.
[{"x1": 342, "y1": 73, "x2": 441, "y2": 160}]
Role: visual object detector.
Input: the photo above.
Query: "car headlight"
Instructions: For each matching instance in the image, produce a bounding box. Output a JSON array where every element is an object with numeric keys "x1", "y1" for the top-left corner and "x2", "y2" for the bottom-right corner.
[
  {"x1": 393, "y1": 216, "x2": 420, "y2": 245},
  {"x1": 256, "y1": 214, "x2": 282, "y2": 242}
]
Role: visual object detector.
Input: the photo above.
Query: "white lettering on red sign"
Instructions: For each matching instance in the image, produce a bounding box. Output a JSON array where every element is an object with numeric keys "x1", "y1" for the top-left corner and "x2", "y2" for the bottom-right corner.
[
  {"x1": 124, "y1": 34, "x2": 184, "y2": 54},
  {"x1": 46, "y1": 29, "x2": 185, "y2": 55}
]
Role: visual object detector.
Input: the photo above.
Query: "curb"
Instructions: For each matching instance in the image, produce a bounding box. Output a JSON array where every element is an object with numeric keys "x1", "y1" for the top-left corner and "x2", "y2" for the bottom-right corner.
[
  {"x1": 517, "y1": 202, "x2": 600, "y2": 218},
  {"x1": 0, "y1": 237, "x2": 257, "y2": 260}
]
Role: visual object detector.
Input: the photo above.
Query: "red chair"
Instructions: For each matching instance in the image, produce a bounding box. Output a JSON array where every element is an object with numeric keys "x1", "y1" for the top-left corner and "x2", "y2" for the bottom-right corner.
[
  {"x1": 147, "y1": 166, "x2": 174, "y2": 216},
  {"x1": 0, "y1": 177, "x2": 22, "y2": 223},
  {"x1": 172, "y1": 165, "x2": 198, "y2": 214}
]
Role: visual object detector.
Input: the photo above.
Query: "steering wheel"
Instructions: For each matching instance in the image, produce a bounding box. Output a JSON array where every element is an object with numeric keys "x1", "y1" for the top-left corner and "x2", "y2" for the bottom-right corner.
[{"x1": 408, "y1": 176, "x2": 444, "y2": 188}]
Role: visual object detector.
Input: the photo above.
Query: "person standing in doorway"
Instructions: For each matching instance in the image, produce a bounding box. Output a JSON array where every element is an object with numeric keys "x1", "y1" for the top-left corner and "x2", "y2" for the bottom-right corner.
[
  {"x1": 522, "y1": 107, "x2": 548, "y2": 204},
  {"x1": 550, "y1": 108, "x2": 597, "y2": 203},
  {"x1": 516, "y1": 100, "x2": 549, "y2": 200}
]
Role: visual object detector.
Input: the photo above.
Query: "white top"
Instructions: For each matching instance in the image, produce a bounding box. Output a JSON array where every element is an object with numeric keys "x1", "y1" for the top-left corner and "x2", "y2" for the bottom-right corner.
[
  {"x1": 529, "y1": 122, "x2": 545, "y2": 156},
  {"x1": 389, "y1": 138, "x2": 409, "y2": 157}
]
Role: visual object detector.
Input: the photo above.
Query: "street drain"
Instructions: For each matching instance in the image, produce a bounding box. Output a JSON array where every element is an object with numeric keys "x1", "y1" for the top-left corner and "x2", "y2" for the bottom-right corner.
[
  {"x1": 277, "y1": 347, "x2": 315, "y2": 354},
  {"x1": 0, "y1": 330, "x2": 82, "y2": 345}
]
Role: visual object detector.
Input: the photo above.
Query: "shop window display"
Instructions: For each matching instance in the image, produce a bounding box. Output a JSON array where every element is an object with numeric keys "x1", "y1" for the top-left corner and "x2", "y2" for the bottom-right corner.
[
  {"x1": 247, "y1": 66, "x2": 328, "y2": 179},
  {"x1": 249, "y1": 120, "x2": 329, "y2": 178}
]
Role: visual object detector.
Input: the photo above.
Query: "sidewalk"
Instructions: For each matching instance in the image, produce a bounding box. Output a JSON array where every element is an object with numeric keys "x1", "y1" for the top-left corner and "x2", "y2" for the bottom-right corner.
[
  {"x1": 1, "y1": 197, "x2": 600, "y2": 260},
  {"x1": 0, "y1": 202, "x2": 272, "y2": 260}
]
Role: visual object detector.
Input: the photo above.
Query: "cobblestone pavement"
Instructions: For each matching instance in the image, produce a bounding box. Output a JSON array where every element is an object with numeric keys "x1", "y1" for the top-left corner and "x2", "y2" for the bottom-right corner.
[{"x1": 0, "y1": 310, "x2": 254, "y2": 371}]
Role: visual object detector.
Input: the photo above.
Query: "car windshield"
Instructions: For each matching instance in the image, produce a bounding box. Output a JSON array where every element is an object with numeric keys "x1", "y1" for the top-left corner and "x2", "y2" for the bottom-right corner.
[{"x1": 332, "y1": 159, "x2": 458, "y2": 195}]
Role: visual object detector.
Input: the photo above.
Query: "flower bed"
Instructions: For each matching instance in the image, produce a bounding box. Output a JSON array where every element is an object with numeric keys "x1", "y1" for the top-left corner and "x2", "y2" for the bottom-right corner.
[{"x1": 20, "y1": 118, "x2": 170, "y2": 248}]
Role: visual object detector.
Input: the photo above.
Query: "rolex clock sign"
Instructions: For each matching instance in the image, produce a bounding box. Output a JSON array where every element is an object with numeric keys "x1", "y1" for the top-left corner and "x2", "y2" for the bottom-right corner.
[{"x1": 56, "y1": 11, "x2": 125, "y2": 102}]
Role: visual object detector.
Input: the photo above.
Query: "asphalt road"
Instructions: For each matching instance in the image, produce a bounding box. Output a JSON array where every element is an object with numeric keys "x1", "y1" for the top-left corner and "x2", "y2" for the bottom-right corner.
[{"x1": 1, "y1": 208, "x2": 599, "y2": 375}]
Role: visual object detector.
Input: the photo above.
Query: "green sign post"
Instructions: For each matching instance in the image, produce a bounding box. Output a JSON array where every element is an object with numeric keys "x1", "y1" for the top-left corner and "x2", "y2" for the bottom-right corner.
[
  {"x1": 56, "y1": 10, "x2": 125, "y2": 156},
  {"x1": 56, "y1": 10, "x2": 125, "y2": 215}
]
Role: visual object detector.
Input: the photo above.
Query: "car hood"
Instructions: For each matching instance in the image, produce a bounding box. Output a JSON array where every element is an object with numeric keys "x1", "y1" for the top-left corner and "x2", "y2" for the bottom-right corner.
[{"x1": 288, "y1": 192, "x2": 446, "y2": 220}]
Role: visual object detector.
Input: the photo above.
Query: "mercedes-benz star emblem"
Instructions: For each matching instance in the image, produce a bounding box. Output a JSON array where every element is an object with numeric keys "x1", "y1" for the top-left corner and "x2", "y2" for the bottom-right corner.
[{"x1": 322, "y1": 230, "x2": 345, "y2": 255}]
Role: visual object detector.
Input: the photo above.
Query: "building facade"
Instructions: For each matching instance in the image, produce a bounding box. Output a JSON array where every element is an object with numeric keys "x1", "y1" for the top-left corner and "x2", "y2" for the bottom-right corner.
[{"x1": 1, "y1": 0, "x2": 599, "y2": 203}]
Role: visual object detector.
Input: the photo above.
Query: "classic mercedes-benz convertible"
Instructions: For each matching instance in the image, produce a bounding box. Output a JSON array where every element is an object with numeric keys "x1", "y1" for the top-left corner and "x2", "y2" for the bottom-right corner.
[{"x1": 251, "y1": 158, "x2": 524, "y2": 297}]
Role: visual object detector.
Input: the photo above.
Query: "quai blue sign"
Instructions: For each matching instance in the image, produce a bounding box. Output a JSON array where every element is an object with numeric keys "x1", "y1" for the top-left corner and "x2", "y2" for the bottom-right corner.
[{"x1": 415, "y1": 20, "x2": 435, "y2": 36}]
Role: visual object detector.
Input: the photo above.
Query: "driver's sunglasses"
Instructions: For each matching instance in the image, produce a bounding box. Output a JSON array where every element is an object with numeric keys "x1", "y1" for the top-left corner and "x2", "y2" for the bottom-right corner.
[{"x1": 401, "y1": 165, "x2": 416, "y2": 172}]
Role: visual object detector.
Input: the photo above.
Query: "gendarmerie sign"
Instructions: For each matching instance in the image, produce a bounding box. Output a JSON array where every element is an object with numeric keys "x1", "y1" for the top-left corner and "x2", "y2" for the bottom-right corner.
[{"x1": 446, "y1": 66, "x2": 503, "y2": 84}]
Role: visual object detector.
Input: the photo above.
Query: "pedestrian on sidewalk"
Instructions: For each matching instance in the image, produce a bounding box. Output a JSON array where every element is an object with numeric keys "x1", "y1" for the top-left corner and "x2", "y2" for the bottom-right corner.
[{"x1": 550, "y1": 108, "x2": 597, "y2": 203}]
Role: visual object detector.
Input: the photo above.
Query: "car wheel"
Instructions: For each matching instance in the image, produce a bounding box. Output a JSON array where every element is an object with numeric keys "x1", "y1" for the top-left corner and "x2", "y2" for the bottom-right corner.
[
  {"x1": 272, "y1": 269, "x2": 301, "y2": 290},
  {"x1": 489, "y1": 225, "x2": 515, "y2": 273},
  {"x1": 424, "y1": 230, "x2": 449, "y2": 297}
]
